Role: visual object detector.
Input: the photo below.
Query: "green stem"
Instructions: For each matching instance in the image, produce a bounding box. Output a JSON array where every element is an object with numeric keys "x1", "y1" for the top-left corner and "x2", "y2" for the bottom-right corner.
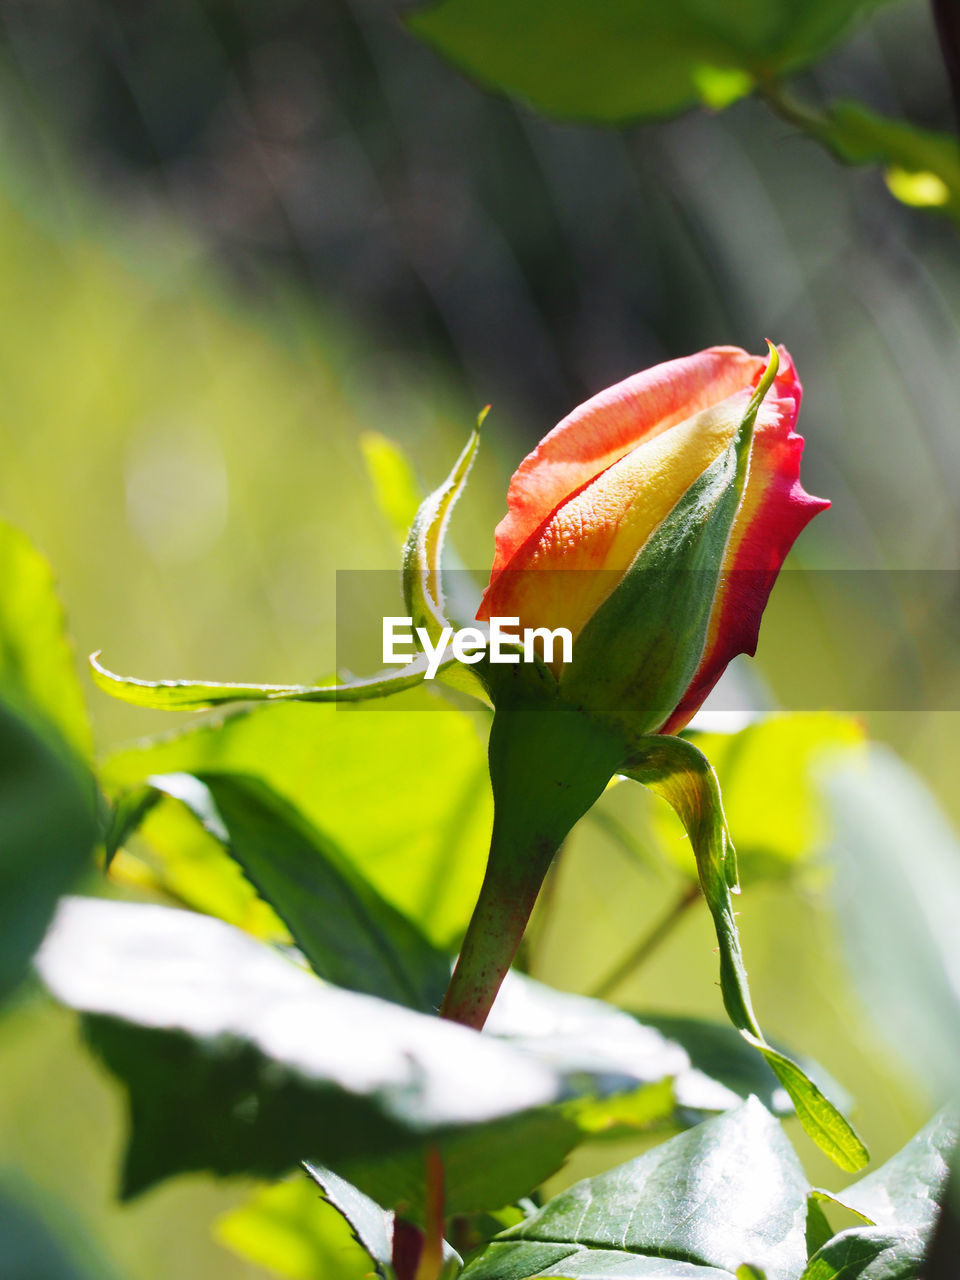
[
  {"x1": 588, "y1": 880, "x2": 701, "y2": 1001},
  {"x1": 439, "y1": 824, "x2": 556, "y2": 1029},
  {"x1": 755, "y1": 79, "x2": 848, "y2": 165},
  {"x1": 440, "y1": 701, "x2": 626, "y2": 1030}
]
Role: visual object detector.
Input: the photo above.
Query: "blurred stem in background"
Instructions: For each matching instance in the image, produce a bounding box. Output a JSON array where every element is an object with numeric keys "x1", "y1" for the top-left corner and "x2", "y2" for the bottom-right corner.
[
  {"x1": 932, "y1": 0, "x2": 960, "y2": 126},
  {"x1": 589, "y1": 881, "x2": 702, "y2": 1001}
]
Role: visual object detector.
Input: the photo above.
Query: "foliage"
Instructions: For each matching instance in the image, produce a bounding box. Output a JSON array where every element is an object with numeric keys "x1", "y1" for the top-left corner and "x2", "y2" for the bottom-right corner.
[
  {"x1": 3, "y1": 393, "x2": 957, "y2": 1277},
  {"x1": 1, "y1": 8, "x2": 959, "y2": 1269},
  {"x1": 408, "y1": 0, "x2": 960, "y2": 224}
]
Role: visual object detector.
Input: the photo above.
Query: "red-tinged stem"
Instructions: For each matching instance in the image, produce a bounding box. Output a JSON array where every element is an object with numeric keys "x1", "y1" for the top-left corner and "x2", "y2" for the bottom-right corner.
[
  {"x1": 439, "y1": 826, "x2": 555, "y2": 1029},
  {"x1": 412, "y1": 1150, "x2": 446, "y2": 1280},
  {"x1": 440, "y1": 702, "x2": 625, "y2": 1030}
]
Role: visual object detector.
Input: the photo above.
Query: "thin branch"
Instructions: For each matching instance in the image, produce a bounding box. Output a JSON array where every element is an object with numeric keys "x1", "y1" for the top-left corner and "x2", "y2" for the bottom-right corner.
[
  {"x1": 755, "y1": 80, "x2": 842, "y2": 159},
  {"x1": 588, "y1": 881, "x2": 701, "y2": 1001},
  {"x1": 413, "y1": 1149, "x2": 445, "y2": 1280}
]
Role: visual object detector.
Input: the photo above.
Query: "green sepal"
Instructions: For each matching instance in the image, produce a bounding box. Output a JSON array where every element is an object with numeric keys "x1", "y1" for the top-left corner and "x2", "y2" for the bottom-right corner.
[
  {"x1": 401, "y1": 410, "x2": 489, "y2": 703},
  {"x1": 622, "y1": 732, "x2": 868, "y2": 1173},
  {"x1": 402, "y1": 409, "x2": 485, "y2": 643},
  {"x1": 561, "y1": 345, "x2": 779, "y2": 737},
  {"x1": 89, "y1": 650, "x2": 439, "y2": 711}
]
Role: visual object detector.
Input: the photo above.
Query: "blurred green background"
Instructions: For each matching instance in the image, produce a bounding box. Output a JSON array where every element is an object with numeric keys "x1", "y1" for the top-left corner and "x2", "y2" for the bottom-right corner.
[{"x1": 0, "y1": 0, "x2": 959, "y2": 1275}]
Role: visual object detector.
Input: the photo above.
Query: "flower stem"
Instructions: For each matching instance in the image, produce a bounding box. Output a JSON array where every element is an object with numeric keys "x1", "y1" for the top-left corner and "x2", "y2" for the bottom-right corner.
[
  {"x1": 588, "y1": 880, "x2": 701, "y2": 1000},
  {"x1": 413, "y1": 1150, "x2": 445, "y2": 1280},
  {"x1": 440, "y1": 702, "x2": 625, "y2": 1029},
  {"x1": 440, "y1": 827, "x2": 555, "y2": 1029}
]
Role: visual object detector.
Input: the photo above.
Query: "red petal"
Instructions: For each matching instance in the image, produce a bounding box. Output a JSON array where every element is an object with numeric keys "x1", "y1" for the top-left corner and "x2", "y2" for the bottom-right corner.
[
  {"x1": 660, "y1": 353, "x2": 827, "y2": 733},
  {"x1": 486, "y1": 346, "x2": 766, "y2": 583}
]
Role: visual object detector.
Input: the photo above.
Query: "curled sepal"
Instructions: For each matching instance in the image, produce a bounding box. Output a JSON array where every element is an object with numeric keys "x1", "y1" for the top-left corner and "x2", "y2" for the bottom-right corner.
[
  {"x1": 90, "y1": 650, "x2": 438, "y2": 711},
  {"x1": 622, "y1": 732, "x2": 868, "y2": 1173},
  {"x1": 402, "y1": 410, "x2": 486, "y2": 643}
]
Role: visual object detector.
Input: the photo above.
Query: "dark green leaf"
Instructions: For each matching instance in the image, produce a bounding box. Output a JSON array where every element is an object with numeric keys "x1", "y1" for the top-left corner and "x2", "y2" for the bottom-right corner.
[
  {"x1": 0, "y1": 701, "x2": 96, "y2": 1003},
  {"x1": 461, "y1": 1098, "x2": 810, "y2": 1280},
  {"x1": 800, "y1": 1228, "x2": 925, "y2": 1280},
  {"x1": 624, "y1": 734, "x2": 867, "y2": 1172},
  {"x1": 0, "y1": 519, "x2": 91, "y2": 758},
  {"x1": 805, "y1": 1199, "x2": 836, "y2": 1259},
  {"x1": 35, "y1": 897, "x2": 564, "y2": 1198},
  {"x1": 338, "y1": 1108, "x2": 582, "y2": 1222},
  {"x1": 139, "y1": 771, "x2": 450, "y2": 1012},
  {"x1": 408, "y1": 0, "x2": 888, "y2": 126},
  {"x1": 104, "y1": 784, "x2": 161, "y2": 870},
  {"x1": 101, "y1": 701, "x2": 492, "y2": 947}
]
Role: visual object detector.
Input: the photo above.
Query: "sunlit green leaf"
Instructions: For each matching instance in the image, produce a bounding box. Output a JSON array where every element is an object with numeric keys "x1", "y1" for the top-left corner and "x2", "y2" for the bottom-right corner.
[
  {"x1": 408, "y1": 0, "x2": 890, "y2": 126},
  {"x1": 815, "y1": 1110, "x2": 957, "y2": 1234},
  {"x1": 139, "y1": 771, "x2": 451, "y2": 1011},
  {"x1": 0, "y1": 701, "x2": 97, "y2": 1004},
  {"x1": 461, "y1": 1098, "x2": 809, "y2": 1279},
  {"x1": 314, "y1": 966, "x2": 820, "y2": 1221},
  {"x1": 216, "y1": 1177, "x2": 373, "y2": 1280},
  {"x1": 101, "y1": 701, "x2": 492, "y2": 948},
  {"x1": 800, "y1": 1227, "x2": 925, "y2": 1280},
  {"x1": 36, "y1": 897, "x2": 564, "y2": 1199},
  {"x1": 333, "y1": 970, "x2": 828, "y2": 1220},
  {"x1": 0, "y1": 520, "x2": 91, "y2": 758},
  {"x1": 90, "y1": 650, "x2": 433, "y2": 711},
  {"x1": 624, "y1": 734, "x2": 867, "y2": 1172}
]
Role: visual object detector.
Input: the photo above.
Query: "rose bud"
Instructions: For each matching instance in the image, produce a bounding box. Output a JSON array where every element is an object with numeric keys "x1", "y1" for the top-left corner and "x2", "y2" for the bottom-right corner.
[
  {"x1": 477, "y1": 343, "x2": 828, "y2": 736},
  {"x1": 439, "y1": 343, "x2": 830, "y2": 1033}
]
